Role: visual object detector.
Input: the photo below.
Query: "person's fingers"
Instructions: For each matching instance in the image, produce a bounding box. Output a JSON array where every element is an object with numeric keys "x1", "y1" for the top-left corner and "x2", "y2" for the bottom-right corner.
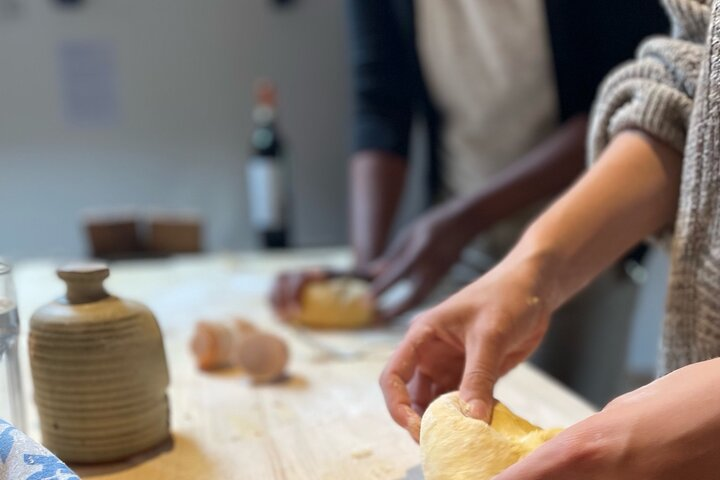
[
  {"x1": 286, "y1": 269, "x2": 326, "y2": 312},
  {"x1": 430, "y1": 381, "x2": 453, "y2": 402},
  {"x1": 408, "y1": 371, "x2": 434, "y2": 417},
  {"x1": 371, "y1": 251, "x2": 414, "y2": 298},
  {"x1": 269, "y1": 277, "x2": 282, "y2": 311},
  {"x1": 281, "y1": 273, "x2": 298, "y2": 310},
  {"x1": 285, "y1": 276, "x2": 304, "y2": 313},
  {"x1": 370, "y1": 228, "x2": 420, "y2": 297},
  {"x1": 270, "y1": 273, "x2": 291, "y2": 318},
  {"x1": 416, "y1": 336, "x2": 464, "y2": 389},
  {"x1": 363, "y1": 257, "x2": 388, "y2": 279},
  {"x1": 377, "y1": 275, "x2": 434, "y2": 321},
  {"x1": 458, "y1": 322, "x2": 506, "y2": 421},
  {"x1": 271, "y1": 270, "x2": 327, "y2": 316},
  {"x1": 364, "y1": 234, "x2": 407, "y2": 281},
  {"x1": 492, "y1": 431, "x2": 588, "y2": 480},
  {"x1": 379, "y1": 228, "x2": 412, "y2": 268},
  {"x1": 492, "y1": 448, "x2": 558, "y2": 479},
  {"x1": 380, "y1": 325, "x2": 434, "y2": 441}
]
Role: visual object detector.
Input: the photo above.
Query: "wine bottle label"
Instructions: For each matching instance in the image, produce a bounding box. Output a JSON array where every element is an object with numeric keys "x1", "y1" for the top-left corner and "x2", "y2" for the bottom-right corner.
[{"x1": 247, "y1": 157, "x2": 283, "y2": 230}]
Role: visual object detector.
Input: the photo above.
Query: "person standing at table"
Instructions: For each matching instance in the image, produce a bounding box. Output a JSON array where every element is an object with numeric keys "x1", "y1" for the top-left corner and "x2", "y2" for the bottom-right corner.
[
  {"x1": 381, "y1": 1, "x2": 720, "y2": 475},
  {"x1": 272, "y1": 1, "x2": 668, "y2": 406}
]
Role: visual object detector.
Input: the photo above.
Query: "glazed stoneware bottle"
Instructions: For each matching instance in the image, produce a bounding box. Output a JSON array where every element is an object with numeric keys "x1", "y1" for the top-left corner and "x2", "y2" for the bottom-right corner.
[{"x1": 29, "y1": 264, "x2": 170, "y2": 464}]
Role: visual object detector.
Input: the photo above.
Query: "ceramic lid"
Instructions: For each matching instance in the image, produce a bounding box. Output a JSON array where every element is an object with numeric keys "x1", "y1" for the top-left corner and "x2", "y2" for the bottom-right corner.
[{"x1": 57, "y1": 263, "x2": 110, "y2": 304}]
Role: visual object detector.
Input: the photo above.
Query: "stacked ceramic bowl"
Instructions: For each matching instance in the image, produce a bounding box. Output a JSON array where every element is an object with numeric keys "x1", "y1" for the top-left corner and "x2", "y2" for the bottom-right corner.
[{"x1": 29, "y1": 265, "x2": 170, "y2": 464}]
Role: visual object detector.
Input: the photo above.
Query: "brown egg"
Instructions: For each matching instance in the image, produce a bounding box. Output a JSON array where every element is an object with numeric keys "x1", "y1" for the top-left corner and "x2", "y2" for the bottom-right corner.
[
  {"x1": 234, "y1": 332, "x2": 289, "y2": 383},
  {"x1": 190, "y1": 319, "x2": 289, "y2": 382}
]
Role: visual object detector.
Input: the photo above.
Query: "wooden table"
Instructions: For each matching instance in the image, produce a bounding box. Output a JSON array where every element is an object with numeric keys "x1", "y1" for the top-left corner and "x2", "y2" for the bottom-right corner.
[{"x1": 13, "y1": 249, "x2": 595, "y2": 480}]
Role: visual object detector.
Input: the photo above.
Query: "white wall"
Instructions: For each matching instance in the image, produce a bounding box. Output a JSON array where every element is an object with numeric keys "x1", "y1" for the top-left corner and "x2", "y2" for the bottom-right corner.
[{"x1": 0, "y1": 0, "x2": 351, "y2": 259}]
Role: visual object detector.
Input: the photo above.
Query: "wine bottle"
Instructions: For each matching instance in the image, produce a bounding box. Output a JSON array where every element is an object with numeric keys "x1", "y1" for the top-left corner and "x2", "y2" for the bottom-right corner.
[{"x1": 246, "y1": 80, "x2": 290, "y2": 248}]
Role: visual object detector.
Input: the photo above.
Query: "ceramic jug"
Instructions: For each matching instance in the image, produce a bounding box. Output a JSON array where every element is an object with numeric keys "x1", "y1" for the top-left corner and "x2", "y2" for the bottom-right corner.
[{"x1": 29, "y1": 263, "x2": 170, "y2": 463}]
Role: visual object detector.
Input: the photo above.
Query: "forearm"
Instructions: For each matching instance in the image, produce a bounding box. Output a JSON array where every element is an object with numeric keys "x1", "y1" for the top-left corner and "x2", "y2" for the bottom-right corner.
[
  {"x1": 510, "y1": 131, "x2": 682, "y2": 310},
  {"x1": 448, "y1": 115, "x2": 588, "y2": 237},
  {"x1": 350, "y1": 150, "x2": 408, "y2": 268}
]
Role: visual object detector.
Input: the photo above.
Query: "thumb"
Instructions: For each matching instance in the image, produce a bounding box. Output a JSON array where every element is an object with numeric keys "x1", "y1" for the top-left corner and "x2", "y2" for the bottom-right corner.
[
  {"x1": 492, "y1": 433, "x2": 575, "y2": 480},
  {"x1": 361, "y1": 255, "x2": 389, "y2": 279},
  {"x1": 370, "y1": 252, "x2": 413, "y2": 298},
  {"x1": 458, "y1": 327, "x2": 504, "y2": 421}
]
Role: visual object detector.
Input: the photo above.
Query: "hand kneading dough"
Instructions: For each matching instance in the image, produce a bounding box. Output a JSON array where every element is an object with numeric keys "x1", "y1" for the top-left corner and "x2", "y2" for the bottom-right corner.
[
  {"x1": 291, "y1": 277, "x2": 374, "y2": 329},
  {"x1": 420, "y1": 392, "x2": 561, "y2": 480}
]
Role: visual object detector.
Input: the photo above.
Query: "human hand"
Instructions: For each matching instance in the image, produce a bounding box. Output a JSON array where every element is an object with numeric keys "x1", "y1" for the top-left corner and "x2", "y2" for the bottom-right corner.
[
  {"x1": 495, "y1": 357, "x2": 720, "y2": 480},
  {"x1": 269, "y1": 267, "x2": 375, "y2": 323},
  {"x1": 370, "y1": 201, "x2": 473, "y2": 320},
  {"x1": 269, "y1": 269, "x2": 332, "y2": 322},
  {"x1": 379, "y1": 257, "x2": 552, "y2": 441}
]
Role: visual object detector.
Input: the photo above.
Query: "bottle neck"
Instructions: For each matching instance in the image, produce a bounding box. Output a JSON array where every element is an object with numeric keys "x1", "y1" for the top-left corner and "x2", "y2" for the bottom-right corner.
[
  {"x1": 65, "y1": 280, "x2": 109, "y2": 304},
  {"x1": 252, "y1": 105, "x2": 276, "y2": 126}
]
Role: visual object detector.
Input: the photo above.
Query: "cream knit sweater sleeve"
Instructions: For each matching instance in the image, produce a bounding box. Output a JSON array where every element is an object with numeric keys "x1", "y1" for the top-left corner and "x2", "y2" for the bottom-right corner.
[{"x1": 588, "y1": 0, "x2": 711, "y2": 162}]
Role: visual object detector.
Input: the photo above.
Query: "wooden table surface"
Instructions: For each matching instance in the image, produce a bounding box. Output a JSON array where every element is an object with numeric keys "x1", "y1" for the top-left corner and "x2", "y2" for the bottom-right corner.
[{"x1": 13, "y1": 249, "x2": 595, "y2": 480}]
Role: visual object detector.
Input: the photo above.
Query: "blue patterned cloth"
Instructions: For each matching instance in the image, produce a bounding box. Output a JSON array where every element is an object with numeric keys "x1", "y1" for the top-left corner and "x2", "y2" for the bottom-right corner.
[{"x1": 0, "y1": 420, "x2": 78, "y2": 480}]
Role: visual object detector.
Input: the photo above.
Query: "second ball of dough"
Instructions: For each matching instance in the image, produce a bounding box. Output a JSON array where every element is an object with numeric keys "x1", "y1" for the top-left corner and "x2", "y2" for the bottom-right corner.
[{"x1": 291, "y1": 277, "x2": 375, "y2": 329}]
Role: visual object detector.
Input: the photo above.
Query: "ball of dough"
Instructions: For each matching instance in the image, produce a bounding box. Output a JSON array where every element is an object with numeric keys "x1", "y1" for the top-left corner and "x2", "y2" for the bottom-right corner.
[
  {"x1": 291, "y1": 277, "x2": 374, "y2": 329},
  {"x1": 420, "y1": 392, "x2": 562, "y2": 480}
]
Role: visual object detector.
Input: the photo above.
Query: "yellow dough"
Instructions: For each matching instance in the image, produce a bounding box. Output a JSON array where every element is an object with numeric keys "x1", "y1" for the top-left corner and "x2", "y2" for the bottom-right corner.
[
  {"x1": 420, "y1": 392, "x2": 562, "y2": 480},
  {"x1": 291, "y1": 277, "x2": 374, "y2": 329}
]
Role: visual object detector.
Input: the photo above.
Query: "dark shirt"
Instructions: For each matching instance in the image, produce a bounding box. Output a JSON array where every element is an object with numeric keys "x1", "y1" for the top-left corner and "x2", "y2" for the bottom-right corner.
[{"x1": 347, "y1": 0, "x2": 669, "y2": 196}]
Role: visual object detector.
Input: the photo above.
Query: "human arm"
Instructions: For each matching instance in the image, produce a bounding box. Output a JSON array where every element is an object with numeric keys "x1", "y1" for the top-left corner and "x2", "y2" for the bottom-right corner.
[
  {"x1": 346, "y1": 0, "x2": 417, "y2": 268},
  {"x1": 274, "y1": 110, "x2": 587, "y2": 322},
  {"x1": 370, "y1": 114, "x2": 588, "y2": 319},
  {"x1": 379, "y1": 131, "x2": 682, "y2": 440},
  {"x1": 350, "y1": 150, "x2": 408, "y2": 270},
  {"x1": 270, "y1": 0, "x2": 413, "y2": 317},
  {"x1": 380, "y1": 0, "x2": 704, "y2": 438},
  {"x1": 517, "y1": 131, "x2": 681, "y2": 309}
]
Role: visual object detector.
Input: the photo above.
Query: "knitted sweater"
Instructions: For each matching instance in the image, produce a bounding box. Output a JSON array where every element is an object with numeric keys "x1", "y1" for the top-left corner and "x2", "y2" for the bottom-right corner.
[{"x1": 589, "y1": 0, "x2": 718, "y2": 373}]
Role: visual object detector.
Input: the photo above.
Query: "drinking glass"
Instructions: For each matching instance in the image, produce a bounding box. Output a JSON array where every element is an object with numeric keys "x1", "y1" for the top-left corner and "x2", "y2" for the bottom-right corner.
[{"x1": 0, "y1": 262, "x2": 25, "y2": 431}]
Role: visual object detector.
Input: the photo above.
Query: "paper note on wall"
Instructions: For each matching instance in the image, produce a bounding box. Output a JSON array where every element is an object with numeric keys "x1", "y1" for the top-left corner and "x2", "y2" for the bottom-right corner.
[{"x1": 58, "y1": 40, "x2": 119, "y2": 127}]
